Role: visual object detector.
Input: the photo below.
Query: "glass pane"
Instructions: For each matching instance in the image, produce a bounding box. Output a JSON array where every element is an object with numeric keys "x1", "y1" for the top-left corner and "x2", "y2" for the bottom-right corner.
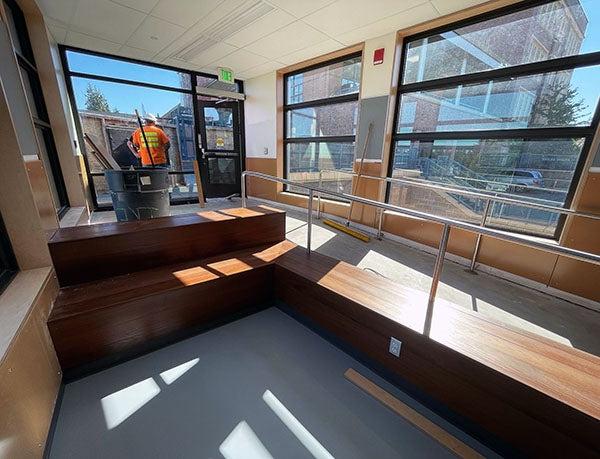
[
  {"x1": 3, "y1": 0, "x2": 23, "y2": 56},
  {"x1": 204, "y1": 107, "x2": 234, "y2": 150},
  {"x1": 20, "y1": 67, "x2": 40, "y2": 118},
  {"x1": 66, "y1": 50, "x2": 191, "y2": 89},
  {"x1": 286, "y1": 142, "x2": 355, "y2": 195},
  {"x1": 197, "y1": 75, "x2": 240, "y2": 93},
  {"x1": 71, "y1": 77, "x2": 194, "y2": 172},
  {"x1": 92, "y1": 175, "x2": 112, "y2": 207},
  {"x1": 35, "y1": 128, "x2": 62, "y2": 211},
  {"x1": 286, "y1": 101, "x2": 358, "y2": 137},
  {"x1": 286, "y1": 55, "x2": 362, "y2": 104},
  {"x1": 398, "y1": 65, "x2": 600, "y2": 132},
  {"x1": 169, "y1": 173, "x2": 198, "y2": 201},
  {"x1": 208, "y1": 157, "x2": 236, "y2": 184},
  {"x1": 389, "y1": 138, "x2": 585, "y2": 237},
  {"x1": 404, "y1": 0, "x2": 599, "y2": 84}
]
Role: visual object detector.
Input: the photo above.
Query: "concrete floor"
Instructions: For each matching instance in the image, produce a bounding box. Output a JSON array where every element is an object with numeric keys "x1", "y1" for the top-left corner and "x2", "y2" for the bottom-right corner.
[
  {"x1": 48, "y1": 308, "x2": 498, "y2": 458},
  {"x1": 84, "y1": 198, "x2": 600, "y2": 356}
]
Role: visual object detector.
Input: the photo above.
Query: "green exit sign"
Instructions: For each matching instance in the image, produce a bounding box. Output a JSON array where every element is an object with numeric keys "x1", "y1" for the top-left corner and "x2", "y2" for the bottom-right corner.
[{"x1": 218, "y1": 67, "x2": 234, "y2": 84}]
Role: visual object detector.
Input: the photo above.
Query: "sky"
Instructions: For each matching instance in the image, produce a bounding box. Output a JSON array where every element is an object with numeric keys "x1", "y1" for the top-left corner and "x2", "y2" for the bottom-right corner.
[{"x1": 67, "y1": 0, "x2": 600, "y2": 118}]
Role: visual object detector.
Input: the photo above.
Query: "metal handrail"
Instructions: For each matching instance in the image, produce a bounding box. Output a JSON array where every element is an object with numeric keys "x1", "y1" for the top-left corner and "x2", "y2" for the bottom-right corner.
[
  {"x1": 316, "y1": 168, "x2": 600, "y2": 271},
  {"x1": 241, "y1": 171, "x2": 600, "y2": 311},
  {"x1": 316, "y1": 168, "x2": 600, "y2": 221}
]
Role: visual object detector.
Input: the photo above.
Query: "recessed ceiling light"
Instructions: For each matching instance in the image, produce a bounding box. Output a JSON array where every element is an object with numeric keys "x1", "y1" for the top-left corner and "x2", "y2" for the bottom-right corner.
[{"x1": 150, "y1": 35, "x2": 158, "y2": 40}]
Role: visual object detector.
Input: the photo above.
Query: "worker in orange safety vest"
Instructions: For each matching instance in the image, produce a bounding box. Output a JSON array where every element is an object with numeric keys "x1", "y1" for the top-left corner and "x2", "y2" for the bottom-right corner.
[{"x1": 131, "y1": 113, "x2": 171, "y2": 168}]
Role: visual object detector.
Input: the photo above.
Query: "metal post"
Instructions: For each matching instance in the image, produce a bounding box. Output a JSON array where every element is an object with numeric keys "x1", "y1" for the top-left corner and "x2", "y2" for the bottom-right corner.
[
  {"x1": 377, "y1": 209, "x2": 385, "y2": 240},
  {"x1": 241, "y1": 173, "x2": 247, "y2": 208},
  {"x1": 469, "y1": 199, "x2": 492, "y2": 272},
  {"x1": 307, "y1": 190, "x2": 314, "y2": 254},
  {"x1": 317, "y1": 170, "x2": 323, "y2": 219},
  {"x1": 428, "y1": 224, "x2": 451, "y2": 309}
]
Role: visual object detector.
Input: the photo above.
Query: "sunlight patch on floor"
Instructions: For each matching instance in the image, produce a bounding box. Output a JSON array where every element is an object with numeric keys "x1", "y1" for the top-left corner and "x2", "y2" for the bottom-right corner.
[
  {"x1": 101, "y1": 378, "x2": 161, "y2": 429},
  {"x1": 219, "y1": 421, "x2": 273, "y2": 459},
  {"x1": 159, "y1": 358, "x2": 200, "y2": 385}
]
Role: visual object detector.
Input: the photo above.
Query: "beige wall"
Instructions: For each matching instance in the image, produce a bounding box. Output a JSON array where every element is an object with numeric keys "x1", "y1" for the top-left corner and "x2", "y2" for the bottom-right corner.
[{"x1": 242, "y1": 0, "x2": 600, "y2": 303}]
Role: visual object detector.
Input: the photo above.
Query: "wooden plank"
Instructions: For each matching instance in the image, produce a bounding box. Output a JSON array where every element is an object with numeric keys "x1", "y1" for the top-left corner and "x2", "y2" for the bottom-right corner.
[
  {"x1": 48, "y1": 206, "x2": 285, "y2": 286},
  {"x1": 84, "y1": 132, "x2": 120, "y2": 170},
  {"x1": 192, "y1": 159, "x2": 205, "y2": 208},
  {"x1": 345, "y1": 368, "x2": 484, "y2": 459}
]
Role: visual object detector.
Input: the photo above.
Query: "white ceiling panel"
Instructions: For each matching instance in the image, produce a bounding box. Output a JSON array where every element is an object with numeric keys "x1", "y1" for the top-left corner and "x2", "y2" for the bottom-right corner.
[
  {"x1": 225, "y1": 9, "x2": 295, "y2": 48},
  {"x1": 245, "y1": 21, "x2": 330, "y2": 59},
  {"x1": 150, "y1": 0, "x2": 224, "y2": 28},
  {"x1": 336, "y1": 2, "x2": 439, "y2": 45},
  {"x1": 47, "y1": 24, "x2": 68, "y2": 43},
  {"x1": 65, "y1": 31, "x2": 122, "y2": 53},
  {"x1": 277, "y1": 38, "x2": 345, "y2": 65},
  {"x1": 188, "y1": 42, "x2": 238, "y2": 66},
  {"x1": 109, "y1": 0, "x2": 160, "y2": 13},
  {"x1": 70, "y1": 0, "x2": 146, "y2": 43},
  {"x1": 120, "y1": 45, "x2": 157, "y2": 61},
  {"x1": 265, "y1": 0, "x2": 336, "y2": 18},
  {"x1": 36, "y1": 0, "x2": 78, "y2": 25},
  {"x1": 126, "y1": 16, "x2": 185, "y2": 52},
  {"x1": 304, "y1": 0, "x2": 425, "y2": 37},
  {"x1": 431, "y1": 0, "x2": 487, "y2": 15},
  {"x1": 237, "y1": 60, "x2": 284, "y2": 78},
  {"x1": 209, "y1": 48, "x2": 268, "y2": 72}
]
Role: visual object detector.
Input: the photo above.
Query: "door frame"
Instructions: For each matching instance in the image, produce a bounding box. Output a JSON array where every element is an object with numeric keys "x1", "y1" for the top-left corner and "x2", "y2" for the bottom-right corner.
[{"x1": 195, "y1": 97, "x2": 246, "y2": 199}]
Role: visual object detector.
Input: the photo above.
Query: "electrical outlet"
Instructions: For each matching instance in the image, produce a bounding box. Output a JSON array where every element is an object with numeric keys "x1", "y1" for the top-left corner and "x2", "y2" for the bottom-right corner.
[{"x1": 389, "y1": 337, "x2": 402, "y2": 357}]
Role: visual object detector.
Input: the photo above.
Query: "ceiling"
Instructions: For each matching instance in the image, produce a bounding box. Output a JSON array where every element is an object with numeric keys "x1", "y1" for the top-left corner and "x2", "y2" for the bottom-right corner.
[{"x1": 38, "y1": 0, "x2": 487, "y2": 80}]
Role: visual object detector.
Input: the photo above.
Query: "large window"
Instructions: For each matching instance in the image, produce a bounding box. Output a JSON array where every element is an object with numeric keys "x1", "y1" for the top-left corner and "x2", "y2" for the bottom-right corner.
[
  {"x1": 389, "y1": 0, "x2": 600, "y2": 238},
  {"x1": 284, "y1": 53, "x2": 362, "y2": 195},
  {"x1": 3, "y1": 0, "x2": 69, "y2": 217},
  {"x1": 0, "y1": 213, "x2": 17, "y2": 294}
]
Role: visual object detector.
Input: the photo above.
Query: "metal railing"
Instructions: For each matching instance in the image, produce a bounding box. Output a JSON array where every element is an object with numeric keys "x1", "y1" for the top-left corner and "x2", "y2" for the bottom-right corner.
[
  {"x1": 241, "y1": 171, "x2": 600, "y2": 312},
  {"x1": 315, "y1": 168, "x2": 600, "y2": 271}
]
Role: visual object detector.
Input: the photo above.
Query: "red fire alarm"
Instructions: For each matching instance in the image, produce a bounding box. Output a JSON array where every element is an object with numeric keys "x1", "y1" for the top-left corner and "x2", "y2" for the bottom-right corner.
[{"x1": 373, "y1": 47, "x2": 384, "y2": 65}]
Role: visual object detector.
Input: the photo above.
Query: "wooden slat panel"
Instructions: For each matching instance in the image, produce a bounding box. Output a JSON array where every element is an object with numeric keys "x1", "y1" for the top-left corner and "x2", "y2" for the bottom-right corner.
[
  {"x1": 274, "y1": 247, "x2": 600, "y2": 456},
  {"x1": 48, "y1": 206, "x2": 285, "y2": 286}
]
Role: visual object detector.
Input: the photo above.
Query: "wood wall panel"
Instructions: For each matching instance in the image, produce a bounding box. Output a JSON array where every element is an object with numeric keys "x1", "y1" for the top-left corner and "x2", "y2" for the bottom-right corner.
[
  {"x1": 246, "y1": 158, "x2": 278, "y2": 200},
  {"x1": 48, "y1": 206, "x2": 285, "y2": 286},
  {"x1": 0, "y1": 271, "x2": 61, "y2": 458}
]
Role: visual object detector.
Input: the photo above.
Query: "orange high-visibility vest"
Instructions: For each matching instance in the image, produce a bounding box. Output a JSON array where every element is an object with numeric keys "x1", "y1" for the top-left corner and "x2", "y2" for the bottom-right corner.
[{"x1": 132, "y1": 125, "x2": 169, "y2": 166}]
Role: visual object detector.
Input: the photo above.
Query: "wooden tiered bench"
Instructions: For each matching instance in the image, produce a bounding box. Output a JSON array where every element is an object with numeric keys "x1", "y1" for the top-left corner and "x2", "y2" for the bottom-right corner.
[{"x1": 46, "y1": 208, "x2": 600, "y2": 457}]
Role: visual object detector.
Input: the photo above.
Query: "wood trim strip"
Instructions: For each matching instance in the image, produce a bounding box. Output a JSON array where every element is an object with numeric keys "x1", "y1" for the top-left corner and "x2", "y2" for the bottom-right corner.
[{"x1": 345, "y1": 368, "x2": 484, "y2": 459}]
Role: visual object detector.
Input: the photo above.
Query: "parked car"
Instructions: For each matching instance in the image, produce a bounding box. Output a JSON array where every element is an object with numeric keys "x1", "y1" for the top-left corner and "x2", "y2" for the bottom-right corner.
[{"x1": 486, "y1": 169, "x2": 544, "y2": 192}]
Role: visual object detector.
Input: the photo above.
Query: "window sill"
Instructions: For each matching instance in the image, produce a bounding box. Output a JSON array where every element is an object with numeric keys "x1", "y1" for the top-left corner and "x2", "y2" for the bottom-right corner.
[{"x1": 0, "y1": 267, "x2": 56, "y2": 365}]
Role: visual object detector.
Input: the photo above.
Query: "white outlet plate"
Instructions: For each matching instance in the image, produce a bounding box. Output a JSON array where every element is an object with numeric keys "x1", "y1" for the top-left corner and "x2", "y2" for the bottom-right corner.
[{"x1": 389, "y1": 337, "x2": 401, "y2": 357}]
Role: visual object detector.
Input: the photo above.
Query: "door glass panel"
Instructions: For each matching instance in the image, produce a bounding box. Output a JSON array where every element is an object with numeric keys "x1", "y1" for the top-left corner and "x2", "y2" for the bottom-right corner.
[
  {"x1": 204, "y1": 107, "x2": 234, "y2": 150},
  {"x1": 208, "y1": 157, "x2": 236, "y2": 184}
]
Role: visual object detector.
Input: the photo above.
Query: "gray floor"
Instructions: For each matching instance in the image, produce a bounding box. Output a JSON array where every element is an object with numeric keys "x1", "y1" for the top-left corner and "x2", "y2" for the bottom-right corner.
[
  {"x1": 49, "y1": 308, "x2": 498, "y2": 458},
  {"x1": 83, "y1": 198, "x2": 600, "y2": 356}
]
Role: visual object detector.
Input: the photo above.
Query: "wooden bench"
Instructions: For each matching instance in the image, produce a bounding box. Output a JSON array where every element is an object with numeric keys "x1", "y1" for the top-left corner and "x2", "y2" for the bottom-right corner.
[{"x1": 46, "y1": 209, "x2": 600, "y2": 456}]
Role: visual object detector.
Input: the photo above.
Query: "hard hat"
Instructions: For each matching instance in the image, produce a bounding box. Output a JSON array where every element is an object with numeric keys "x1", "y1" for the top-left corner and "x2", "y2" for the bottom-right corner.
[{"x1": 144, "y1": 113, "x2": 157, "y2": 123}]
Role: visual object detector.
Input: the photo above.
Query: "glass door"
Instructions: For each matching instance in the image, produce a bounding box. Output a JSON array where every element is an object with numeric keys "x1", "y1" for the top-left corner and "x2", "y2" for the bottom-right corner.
[{"x1": 196, "y1": 100, "x2": 242, "y2": 198}]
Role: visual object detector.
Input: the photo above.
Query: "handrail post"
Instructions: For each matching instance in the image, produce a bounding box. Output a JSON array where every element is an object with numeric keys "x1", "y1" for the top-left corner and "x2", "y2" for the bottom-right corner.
[
  {"x1": 469, "y1": 199, "x2": 492, "y2": 272},
  {"x1": 377, "y1": 209, "x2": 385, "y2": 240},
  {"x1": 317, "y1": 170, "x2": 323, "y2": 219},
  {"x1": 241, "y1": 172, "x2": 247, "y2": 208},
  {"x1": 307, "y1": 189, "x2": 314, "y2": 254},
  {"x1": 428, "y1": 224, "x2": 451, "y2": 310}
]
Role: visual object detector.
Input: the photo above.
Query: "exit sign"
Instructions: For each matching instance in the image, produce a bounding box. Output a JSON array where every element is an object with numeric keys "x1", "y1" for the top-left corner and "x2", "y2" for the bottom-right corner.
[{"x1": 218, "y1": 67, "x2": 234, "y2": 84}]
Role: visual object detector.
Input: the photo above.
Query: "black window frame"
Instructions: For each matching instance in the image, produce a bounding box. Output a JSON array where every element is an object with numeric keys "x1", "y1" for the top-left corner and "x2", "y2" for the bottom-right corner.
[
  {"x1": 387, "y1": 0, "x2": 600, "y2": 240},
  {"x1": 0, "y1": 212, "x2": 18, "y2": 295},
  {"x1": 3, "y1": 0, "x2": 70, "y2": 218},
  {"x1": 59, "y1": 45, "x2": 246, "y2": 210},
  {"x1": 283, "y1": 51, "x2": 363, "y2": 195}
]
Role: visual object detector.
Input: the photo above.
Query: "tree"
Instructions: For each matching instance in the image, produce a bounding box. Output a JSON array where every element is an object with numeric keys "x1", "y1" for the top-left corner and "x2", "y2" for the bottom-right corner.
[
  {"x1": 536, "y1": 81, "x2": 589, "y2": 126},
  {"x1": 84, "y1": 83, "x2": 110, "y2": 112}
]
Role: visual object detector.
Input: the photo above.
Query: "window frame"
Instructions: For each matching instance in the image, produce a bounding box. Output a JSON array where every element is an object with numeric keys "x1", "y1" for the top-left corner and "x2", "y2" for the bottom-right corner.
[
  {"x1": 4, "y1": 0, "x2": 70, "y2": 218},
  {"x1": 387, "y1": 0, "x2": 600, "y2": 240},
  {"x1": 0, "y1": 213, "x2": 18, "y2": 295},
  {"x1": 59, "y1": 45, "x2": 246, "y2": 210},
  {"x1": 283, "y1": 51, "x2": 363, "y2": 194}
]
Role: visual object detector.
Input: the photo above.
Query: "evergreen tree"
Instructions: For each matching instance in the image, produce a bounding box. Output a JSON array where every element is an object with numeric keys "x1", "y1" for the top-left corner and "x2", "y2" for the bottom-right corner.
[
  {"x1": 84, "y1": 83, "x2": 110, "y2": 112},
  {"x1": 536, "y1": 82, "x2": 588, "y2": 126}
]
